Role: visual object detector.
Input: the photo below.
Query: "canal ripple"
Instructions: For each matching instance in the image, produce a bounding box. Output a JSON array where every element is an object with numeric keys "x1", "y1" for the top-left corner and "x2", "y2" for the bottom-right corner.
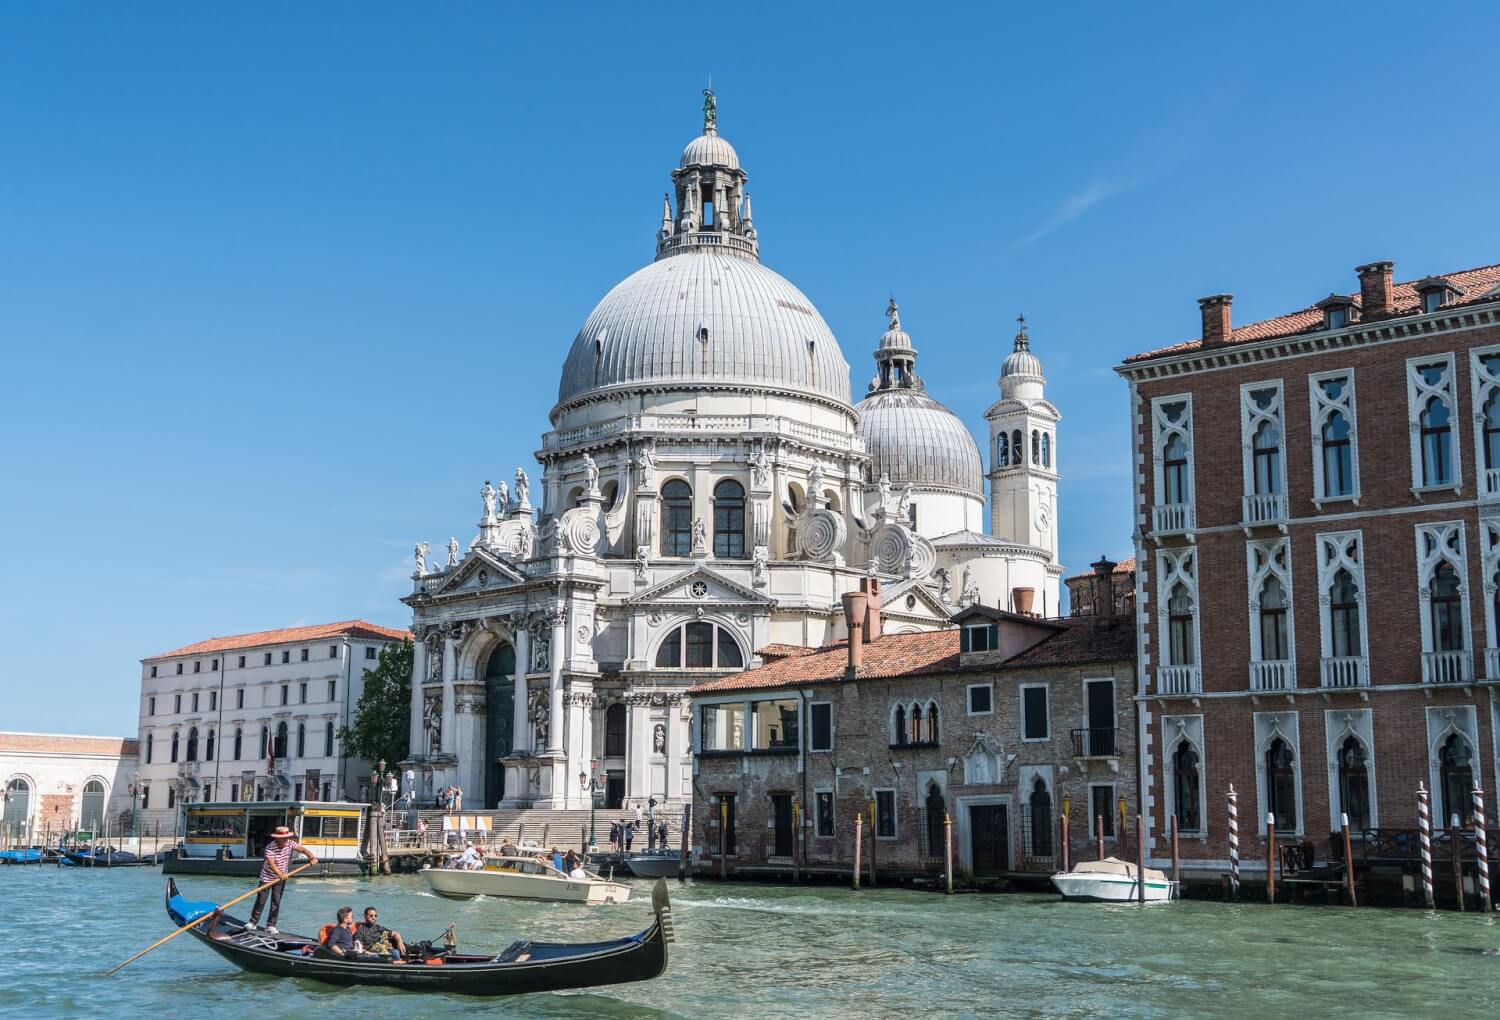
[{"x1": 0, "y1": 866, "x2": 1497, "y2": 1018}]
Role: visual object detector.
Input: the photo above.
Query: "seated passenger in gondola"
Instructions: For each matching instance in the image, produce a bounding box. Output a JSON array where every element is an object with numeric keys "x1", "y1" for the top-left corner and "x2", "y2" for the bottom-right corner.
[
  {"x1": 325, "y1": 906, "x2": 382, "y2": 962},
  {"x1": 356, "y1": 906, "x2": 407, "y2": 961}
]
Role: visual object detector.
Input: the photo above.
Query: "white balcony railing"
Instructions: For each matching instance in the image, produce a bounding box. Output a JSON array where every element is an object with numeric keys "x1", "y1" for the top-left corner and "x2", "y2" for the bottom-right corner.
[
  {"x1": 1152, "y1": 502, "x2": 1195, "y2": 535},
  {"x1": 1487, "y1": 647, "x2": 1500, "y2": 681},
  {"x1": 1319, "y1": 656, "x2": 1370, "y2": 688},
  {"x1": 1158, "y1": 665, "x2": 1202, "y2": 695},
  {"x1": 1242, "y1": 492, "x2": 1286, "y2": 526},
  {"x1": 1485, "y1": 468, "x2": 1500, "y2": 501},
  {"x1": 1423, "y1": 650, "x2": 1473, "y2": 685},
  {"x1": 1250, "y1": 660, "x2": 1295, "y2": 691}
]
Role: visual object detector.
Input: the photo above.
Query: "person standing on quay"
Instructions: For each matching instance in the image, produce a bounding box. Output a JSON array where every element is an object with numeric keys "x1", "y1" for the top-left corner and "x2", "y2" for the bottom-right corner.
[
  {"x1": 623, "y1": 819, "x2": 634, "y2": 853},
  {"x1": 246, "y1": 826, "x2": 318, "y2": 934}
]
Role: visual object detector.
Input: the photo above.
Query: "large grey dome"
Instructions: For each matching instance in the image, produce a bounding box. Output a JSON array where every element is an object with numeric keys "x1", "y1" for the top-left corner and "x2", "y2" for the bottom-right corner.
[
  {"x1": 555, "y1": 250, "x2": 852, "y2": 411},
  {"x1": 856, "y1": 388, "x2": 984, "y2": 497}
]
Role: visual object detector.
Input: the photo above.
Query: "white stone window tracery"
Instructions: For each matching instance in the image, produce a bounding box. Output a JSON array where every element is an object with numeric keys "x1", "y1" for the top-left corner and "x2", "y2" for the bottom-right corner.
[
  {"x1": 1247, "y1": 538, "x2": 1295, "y2": 690},
  {"x1": 1482, "y1": 522, "x2": 1500, "y2": 679},
  {"x1": 1469, "y1": 345, "x2": 1500, "y2": 500},
  {"x1": 1240, "y1": 381, "x2": 1286, "y2": 524},
  {"x1": 1316, "y1": 530, "x2": 1369, "y2": 688},
  {"x1": 1415, "y1": 521, "x2": 1472, "y2": 684},
  {"x1": 1323, "y1": 708, "x2": 1378, "y2": 832},
  {"x1": 1150, "y1": 395, "x2": 1195, "y2": 534},
  {"x1": 1155, "y1": 547, "x2": 1200, "y2": 694},
  {"x1": 1254, "y1": 711, "x2": 1303, "y2": 837},
  {"x1": 1407, "y1": 354, "x2": 1461, "y2": 492},
  {"x1": 891, "y1": 699, "x2": 940, "y2": 746},
  {"x1": 1308, "y1": 369, "x2": 1359, "y2": 504},
  {"x1": 1162, "y1": 715, "x2": 1206, "y2": 836}
]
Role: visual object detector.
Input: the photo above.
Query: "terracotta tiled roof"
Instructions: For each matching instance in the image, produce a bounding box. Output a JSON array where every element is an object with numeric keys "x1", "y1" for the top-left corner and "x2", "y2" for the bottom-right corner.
[
  {"x1": 756, "y1": 643, "x2": 821, "y2": 661},
  {"x1": 147, "y1": 620, "x2": 411, "y2": 661},
  {"x1": 1124, "y1": 263, "x2": 1500, "y2": 364},
  {"x1": 0, "y1": 732, "x2": 139, "y2": 756},
  {"x1": 690, "y1": 618, "x2": 1135, "y2": 695},
  {"x1": 1065, "y1": 556, "x2": 1136, "y2": 582}
]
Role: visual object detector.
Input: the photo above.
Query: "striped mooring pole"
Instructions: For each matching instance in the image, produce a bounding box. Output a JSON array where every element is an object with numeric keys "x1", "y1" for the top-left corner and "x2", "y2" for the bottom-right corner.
[
  {"x1": 1418, "y1": 781, "x2": 1435, "y2": 909},
  {"x1": 1474, "y1": 784, "x2": 1492, "y2": 913},
  {"x1": 1227, "y1": 784, "x2": 1240, "y2": 899}
]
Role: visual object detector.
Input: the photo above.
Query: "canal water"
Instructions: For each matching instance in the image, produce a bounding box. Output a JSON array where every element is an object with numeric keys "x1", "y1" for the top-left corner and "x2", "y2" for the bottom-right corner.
[{"x1": 1, "y1": 865, "x2": 1496, "y2": 1018}]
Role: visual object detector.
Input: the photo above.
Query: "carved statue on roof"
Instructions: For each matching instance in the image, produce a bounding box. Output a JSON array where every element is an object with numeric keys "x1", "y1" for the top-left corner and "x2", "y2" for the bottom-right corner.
[
  {"x1": 446, "y1": 536, "x2": 460, "y2": 568},
  {"x1": 514, "y1": 468, "x2": 531, "y2": 509},
  {"x1": 481, "y1": 480, "x2": 497, "y2": 524},
  {"x1": 414, "y1": 542, "x2": 430, "y2": 576},
  {"x1": 702, "y1": 87, "x2": 717, "y2": 131},
  {"x1": 495, "y1": 479, "x2": 509, "y2": 517},
  {"x1": 582, "y1": 452, "x2": 599, "y2": 493}
]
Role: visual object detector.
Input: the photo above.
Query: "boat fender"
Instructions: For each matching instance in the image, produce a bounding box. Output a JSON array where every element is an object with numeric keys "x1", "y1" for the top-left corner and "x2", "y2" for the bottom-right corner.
[{"x1": 423, "y1": 958, "x2": 445, "y2": 967}]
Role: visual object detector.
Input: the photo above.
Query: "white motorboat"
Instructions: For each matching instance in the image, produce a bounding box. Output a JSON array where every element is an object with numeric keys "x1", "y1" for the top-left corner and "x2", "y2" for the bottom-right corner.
[
  {"x1": 624, "y1": 849, "x2": 682, "y2": 879},
  {"x1": 1050, "y1": 857, "x2": 1175, "y2": 902},
  {"x1": 420, "y1": 855, "x2": 632, "y2": 905}
]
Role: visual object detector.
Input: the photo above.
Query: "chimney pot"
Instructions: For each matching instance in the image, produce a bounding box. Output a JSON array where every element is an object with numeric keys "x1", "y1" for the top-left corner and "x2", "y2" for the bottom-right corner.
[
  {"x1": 841, "y1": 592, "x2": 867, "y2": 674},
  {"x1": 1091, "y1": 555, "x2": 1117, "y2": 624},
  {"x1": 1356, "y1": 261, "x2": 1394, "y2": 319},
  {"x1": 1198, "y1": 294, "x2": 1233, "y2": 347}
]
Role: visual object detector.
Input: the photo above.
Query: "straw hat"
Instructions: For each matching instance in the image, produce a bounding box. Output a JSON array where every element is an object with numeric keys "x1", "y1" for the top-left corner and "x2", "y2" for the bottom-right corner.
[{"x1": 269, "y1": 826, "x2": 295, "y2": 840}]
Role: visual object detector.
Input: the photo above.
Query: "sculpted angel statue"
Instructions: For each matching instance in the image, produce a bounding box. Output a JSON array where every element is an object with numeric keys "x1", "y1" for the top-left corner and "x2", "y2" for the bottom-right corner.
[
  {"x1": 481, "y1": 480, "x2": 497, "y2": 523},
  {"x1": 896, "y1": 484, "x2": 913, "y2": 520},
  {"x1": 414, "y1": 542, "x2": 430, "y2": 575},
  {"x1": 446, "y1": 536, "x2": 460, "y2": 568},
  {"x1": 515, "y1": 467, "x2": 531, "y2": 507},
  {"x1": 582, "y1": 452, "x2": 599, "y2": 490},
  {"x1": 692, "y1": 516, "x2": 708, "y2": 550}
]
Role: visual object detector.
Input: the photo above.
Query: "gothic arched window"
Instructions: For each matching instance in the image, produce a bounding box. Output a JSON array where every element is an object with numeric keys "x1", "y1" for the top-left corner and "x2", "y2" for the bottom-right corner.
[
  {"x1": 1172, "y1": 741, "x2": 1201, "y2": 832},
  {"x1": 170, "y1": 731, "x2": 180, "y2": 763},
  {"x1": 713, "y1": 479, "x2": 746, "y2": 558},
  {"x1": 893, "y1": 704, "x2": 907, "y2": 745},
  {"x1": 1265, "y1": 737, "x2": 1297, "y2": 833},
  {"x1": 1439, "y1": 732, "x2": 1474, "y2": 826},
  {"x1": 1163, "y1": 433, "x2": 1190, "y2": 504},
  {"x1": 1337, "y1": 735, "x2": 1370, "y2": 830},
  {"x1": 1322, "y1": 411, "x2": 1353, "y2": 496},
  {"x1": 927, "y1": 702, "x2": 940, "y2": 744},
  {"x1": 1252, "y1": 420, "x2": 1282, "y2": 495},
  {"x1": 205, "y1": 728, "x2": 215, "y2": 762},
  {"x1": 273, "y1": 721, "x2": 289, "y2": 759},
  {"x1": 1167, "y1": 583, "x2": 1195, "y2": 665},
  {"x1": 661, "y1": 480, "x2": 693, "y2": 557},
  {"x1": 1258, "y1": 576, "x2": 1289, "y2": 661},
  {"x1": 185, "y1": 727, "x2": 199, "y2": 763},
  {"x1": 1430, "y1": 561, "x2": 1464, "y2": 652},
  {"x1": 1330, "y1": 568, "x2": 1362, "y2": 657},
  {"x1": 910, "y1": 704, "x2": 924, "y2": 743},
  {"x1": 1420, "y1": 396, "x2": 1453, "y2": 486},
  {"x1": 1029, "y1": 777, "x2": 1052, "y2": 857},
  {"x1": 654, "y1": 623, "x2": 744, "y2": 669}
]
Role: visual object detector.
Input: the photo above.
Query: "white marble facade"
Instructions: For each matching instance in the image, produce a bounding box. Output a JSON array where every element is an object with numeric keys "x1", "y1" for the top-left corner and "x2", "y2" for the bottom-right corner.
[{"x1": 401, "y1": 94, "x2": 1063, "y2": 811}]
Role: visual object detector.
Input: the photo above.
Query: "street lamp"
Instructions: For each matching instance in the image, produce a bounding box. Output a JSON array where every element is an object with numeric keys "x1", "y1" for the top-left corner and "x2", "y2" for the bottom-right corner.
[{"x1": 579, "y1": 758, "x2": 605, "y2": 852}]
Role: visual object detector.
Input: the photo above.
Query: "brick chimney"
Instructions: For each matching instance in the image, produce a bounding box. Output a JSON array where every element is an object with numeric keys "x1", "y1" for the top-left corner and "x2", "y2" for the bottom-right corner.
[
  {"x1": 1091, "y1": 555, "x2": 1117, "y2": 626},
  {"x1": 841, "y1": 591, "x2": 867, "y2": 675},
  {"x1": 861, "y1": 576, "x2": 883, "y2": 643},
  {"x1": 1356, "y1": 261, "x2": 1394, "y2": 319},
  {"x1": 1198, "y1": 294, "x2": 1233, "y2": 348}
]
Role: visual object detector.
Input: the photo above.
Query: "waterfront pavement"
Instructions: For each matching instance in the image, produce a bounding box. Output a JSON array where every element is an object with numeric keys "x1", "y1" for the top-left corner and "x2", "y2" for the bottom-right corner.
[{"x1": 3, "y1": 864, "x2": 1498, "y2": 1017}]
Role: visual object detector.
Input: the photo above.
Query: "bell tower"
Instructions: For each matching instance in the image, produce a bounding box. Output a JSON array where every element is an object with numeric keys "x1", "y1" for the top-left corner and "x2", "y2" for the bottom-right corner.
[
  {"x1": 985, "y1": 317, "x2": 1060, "y2": 560},
  {"x1": 656, "y1": 89, "x2": 758, "y2": 262}
]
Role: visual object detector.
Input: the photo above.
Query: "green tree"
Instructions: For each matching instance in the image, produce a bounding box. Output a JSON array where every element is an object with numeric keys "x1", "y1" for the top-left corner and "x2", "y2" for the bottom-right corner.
[{"x1": 337, "y1": 639, "x2": 413, "y2": 768}]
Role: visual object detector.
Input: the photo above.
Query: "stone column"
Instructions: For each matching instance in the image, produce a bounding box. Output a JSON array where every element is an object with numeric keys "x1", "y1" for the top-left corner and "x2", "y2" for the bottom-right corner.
[
  {"x1": 511, "y1": 621, "x2": 530, "y2": 755},
  {"x1": 440, "y1": 627, "x2": 458, "y2": 758},
  {"x1": 546, "y1": 606, "x2": 566, "y2": 754},
  {"x1": 408, "y1": 632, "x2": 427, "y2": 759}
]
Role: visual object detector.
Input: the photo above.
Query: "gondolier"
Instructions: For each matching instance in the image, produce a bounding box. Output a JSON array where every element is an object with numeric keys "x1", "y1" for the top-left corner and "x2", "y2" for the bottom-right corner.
[{"x1": 246, "y1": 826, "x2": 318, "y2": 933}]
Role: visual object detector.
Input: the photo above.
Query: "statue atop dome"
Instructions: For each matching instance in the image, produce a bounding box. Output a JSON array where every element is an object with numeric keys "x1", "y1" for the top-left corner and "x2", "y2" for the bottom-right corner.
[{"x1": 702, "y1": 87, "x2": 717, "y2": 132}]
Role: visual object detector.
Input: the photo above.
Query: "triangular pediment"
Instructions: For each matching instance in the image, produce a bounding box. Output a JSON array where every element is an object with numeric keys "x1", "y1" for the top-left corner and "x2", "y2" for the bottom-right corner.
[
  {"x1": 879, "y1": 579, "x2": 952, "y2": 623},
  {"x1": 627, "y1": 564, "x2": 775, "y2": 608},
  {"x1": 431, "y1": 546, "x2": 526, "y2": 596}
]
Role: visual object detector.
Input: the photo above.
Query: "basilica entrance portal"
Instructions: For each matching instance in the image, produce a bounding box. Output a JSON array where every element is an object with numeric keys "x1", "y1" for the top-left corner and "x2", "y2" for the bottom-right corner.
[{"x1": 482, "y1": 644, "x2": 515, "y2": 808}]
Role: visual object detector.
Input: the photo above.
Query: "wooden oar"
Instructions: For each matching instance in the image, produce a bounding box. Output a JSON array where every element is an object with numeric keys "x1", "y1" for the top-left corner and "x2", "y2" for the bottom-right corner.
[{"x1": 105, "y1": 861, "x2": 316, "y2": 976}]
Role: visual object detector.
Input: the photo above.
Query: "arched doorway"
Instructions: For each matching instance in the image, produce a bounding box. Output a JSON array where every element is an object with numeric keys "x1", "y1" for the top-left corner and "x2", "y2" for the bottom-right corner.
[
  {"x1": 81, "y1": 780, "x2": 107, "y2": 831},
  {"x1": 3, "y1": 778, "x2": 31, "y2": 838},
  {"x1": 483, "y1": 643, "x2": 516, "y2": 808}
]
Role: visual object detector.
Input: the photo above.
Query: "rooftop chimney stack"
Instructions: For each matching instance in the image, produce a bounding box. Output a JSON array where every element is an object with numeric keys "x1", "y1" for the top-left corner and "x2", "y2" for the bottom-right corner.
[
  {"x1": 1198, "y1": 294, "x2": 1233, "y2": 348},
  {"x1": 841, "y1": 591, "x2": 867, "y2": 675},
  {"x1": 1356, "y1": 261, "x2": 1395, "y2": 319},
  {"x1": 861, "y1": 576, "x2": 883, "y2": 643},
  {"x1": 1091, "y1": 555, "x2": 1118, "y2": 626}
]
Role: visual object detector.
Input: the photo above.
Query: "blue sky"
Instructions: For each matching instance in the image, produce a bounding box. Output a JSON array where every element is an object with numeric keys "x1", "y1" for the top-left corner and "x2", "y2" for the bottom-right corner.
[{"x1": 3, "y1": 2, "x2": 1497, "y2": 734}]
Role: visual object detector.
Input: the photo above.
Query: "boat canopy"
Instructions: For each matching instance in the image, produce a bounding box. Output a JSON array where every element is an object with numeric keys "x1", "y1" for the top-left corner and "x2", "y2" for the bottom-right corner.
[{"x1": 1069, "y1": 857, "x2": 1169, "y2": 883}]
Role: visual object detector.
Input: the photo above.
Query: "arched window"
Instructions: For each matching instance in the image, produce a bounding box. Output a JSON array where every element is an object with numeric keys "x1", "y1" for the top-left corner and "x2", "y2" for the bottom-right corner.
[
  {"x1": 997, "y1": 432, "x2": 1009, "y2": 467},
  {"x1": 654, "y1": 623, "x2": 744, "y2": 668},
  {"x1": 233, "y1": 727, "x2": 242, "y2": 761},
  {"x1": 1172, "y1": 741, "x2": 1201, "y2": 832},
  {"x1": 1031, "y1": 430, "x2": 1040, "y2": 464},
  {"x1": 296, "y1": 722, "x2": 306, "y2": 758},
  {"x1": 910, "y1": 704, "x2": 923, "y2": 744},
  {"x1": 205, "y1": 729, "x2": 215, "y2": 762},
  {"x1": 325, "y1": 721, "x2": 335, "y2": 756},
  {"x1": 1420, "y1": 396, "x2": 1453, "y2": 486},
  {"x1": 1329, "y1": 569, "x2": 1361, "y2": 657},
  {"x1": 260, "y1": 726, "x2": 269, "y2": 761},
  {"x1": 170, "y1": 732, "x2": 180, "y2": 763},
  {"x1": 185, "y1": 727, "x2": 199, "y2": 762},
  {"x1": 927, "y1": 702, "x2": 940, "y2": 744},
  {"x1": 144, "y1": 733, "x2": 153, "y2": 765},
  {"x1": 1167, "y1": 583, "x2": 1195, "y2": 665},
  {"x1": 1439, "y1": 733, "x2": 1474, "y2": 826},
  {"x1": 1163, "y1": 434, "x2": 1190, "y2": 503},
  {"x1": 80, "y1": 780, "x2": 106, "y2": 831},
  {"x1": 1258, "y1": 576, "x2": 1288, "y2": 661},
  {"x1": 1252, "y1": 420, "x2": 1281, "y2": 495},
  {"x1": 1430, "y1": 561, "x2": 1464, "y2": 652},
  {"x1": 2, "y1": 777, "x2": 31, "y2": 835},
  {"x1": 605, "y1": 703, "x2": 626, "y2": 757},
  {"x1": 1041, "y1": 433, "x2": 1051, "y2": 469},
  {"x1": 924, "y1": 783, "x2": 945, "y2": 857},
  {"x1": 1485, "y1": 392, "x2": 1500, "y2": 473},
  {"x1": 273, "y1": 721, "x2": 289, "y2": 759},
  {"x1": 1321, "y1": 411, "x2": 1353, "y2": 497},
  {"x1": 1265, "y1": 737, "x2": 1297, "y2": 833},
  {"x1": 1337, "y1": 735, "x2": 1370, "y2": 830},
  {"x1": 1029, "y1": 777, "x2": 1052, "y2": 857},
  {"x1": 661, "y1": 480, "x2": 693, "y2": 556},
  {"x1": 893, "y1": 705, "x2": 907, "y2": 744},
  {"x1": 1011, "y1": 430, "x2": 1023, "y2": 465},
  {"x1": 713, "y1": 480, "x2": 746, "y2": 558}
]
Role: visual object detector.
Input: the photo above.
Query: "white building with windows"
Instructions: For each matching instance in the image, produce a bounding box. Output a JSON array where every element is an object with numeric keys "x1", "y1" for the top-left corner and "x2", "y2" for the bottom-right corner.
[
  {"x1": 401, "y1": 93, "x2": 1065, "y2": 814},
  {"x1": 134, "y1": 620, "x2": 409, "y2": 833},
  {"x1": 1, "y1": 733, "x2": 138, "y2": 843}
]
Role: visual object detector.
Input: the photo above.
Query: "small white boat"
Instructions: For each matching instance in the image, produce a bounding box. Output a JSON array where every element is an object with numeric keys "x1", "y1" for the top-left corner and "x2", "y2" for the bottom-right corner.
[
  {"x1": 1051, "y1": 857, "x2": 1175, "y2": 902},
  {"x1": 420, "y1": 855, "x2": 632, "y2": 905},
  {"x1": 624, "y1": 849, "x2": 682, "y2": 879}
]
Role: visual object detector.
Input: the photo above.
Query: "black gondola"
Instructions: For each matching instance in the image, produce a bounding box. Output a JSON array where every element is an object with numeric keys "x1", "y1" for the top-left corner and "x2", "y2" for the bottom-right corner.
[
  {"x1": 163, "y1": 877, "x2": 674, "y2": 996},
  {"x1": 62, "y1": 847, "x2": 153, "y2": 867}
]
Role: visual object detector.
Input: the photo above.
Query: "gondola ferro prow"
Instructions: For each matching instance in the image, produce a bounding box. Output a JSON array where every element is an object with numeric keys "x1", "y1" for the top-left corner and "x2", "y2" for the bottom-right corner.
[{"x1": 651, "y1": 880, "x2": 675, "y2": 944}]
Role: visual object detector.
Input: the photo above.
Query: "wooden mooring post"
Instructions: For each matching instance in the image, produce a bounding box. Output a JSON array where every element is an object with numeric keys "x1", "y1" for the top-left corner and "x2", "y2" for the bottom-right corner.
[
  {"x1": 1170, "y1": 814, "x2": 1180, "y2": 891},
  {"x1": 943, "y1": 812, "x2": 953, "y2": 895},
  {"x1": 867, "y1": 801, "x2": 877, "y2": 887},
  {"x1": 791, "y1": 801, "x2": 801, "y2": 884},
  {"x1": 1265, "y1": 814, "x2": 1276, "y2": 903},
  {"x1": 1135, "y1": 815, "x2": 1146, "y2": 905},
  {"x1": 1059, "y1": 810, "x2": 1070, "y2": 876},
  {"x1": 1340, "y1": 813, "x2": 1357, "y2": 907},
  {"x1": 1095, "y1": 815, "x2": 1104, "y2": 861},
  {"x1": 1450, "y1": 814, "x2": 1466, "y2": 912},
  {"x1": 1474, "y1": 784, "x2": 1492, "y2": 913},
  {"x1": 852, "y1": 812, "x2": 863, "y2": 890},
  {"x1": 718, "y1": 801, "x2": 727, "y2": 881},
  {"x1": 678, "y1": 804, "x2": 691, "y2": 883}
]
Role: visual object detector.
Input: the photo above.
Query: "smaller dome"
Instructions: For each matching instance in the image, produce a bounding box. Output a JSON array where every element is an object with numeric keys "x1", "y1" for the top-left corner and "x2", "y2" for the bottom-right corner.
[
  {"x1": 856, "y1": 389, "x2": 985, "y2": 497},
  {"x1": 680, "y1": 131, "x2": 740, "y2": 170},
  {"x1": 1001, "y1": 320, "x2": 1044, "y2": 378},
  {"x1": 876, "y1": 298, "x2": 915, "y2": 354}
]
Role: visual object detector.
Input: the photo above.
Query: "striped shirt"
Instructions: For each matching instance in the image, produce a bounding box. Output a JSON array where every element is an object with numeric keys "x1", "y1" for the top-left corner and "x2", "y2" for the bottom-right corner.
[{"x1": 259, "y1": 839, "x2": 301, "y2": 883}]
